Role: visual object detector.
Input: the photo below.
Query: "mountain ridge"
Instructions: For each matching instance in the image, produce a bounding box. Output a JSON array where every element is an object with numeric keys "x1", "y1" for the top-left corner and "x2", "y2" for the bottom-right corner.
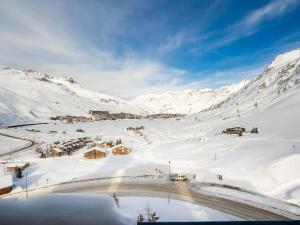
[{"x1": 1, "y1": 48, "x2": 300, "y2": 125}]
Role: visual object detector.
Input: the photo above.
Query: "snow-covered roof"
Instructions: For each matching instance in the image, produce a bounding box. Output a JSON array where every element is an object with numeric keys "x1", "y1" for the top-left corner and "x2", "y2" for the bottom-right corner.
[
  {"x1": 111, "y1": 145, "x2": 130, "y2": 150},
  {"x1": 0, "y1": 174, "x2": 13, "y2": 189},
  {"x1": 83, "y1": 147, "x2": 106, "y2": 154},
  {"x1": 0, "y1": 194, "x2": 130, "y2": 225},
  {"x1": 51, "y1": 147, "x2": 64, "y2": 153},
  {"x1": 6, "y1": 162, "x2": 27, "y2": 168}
]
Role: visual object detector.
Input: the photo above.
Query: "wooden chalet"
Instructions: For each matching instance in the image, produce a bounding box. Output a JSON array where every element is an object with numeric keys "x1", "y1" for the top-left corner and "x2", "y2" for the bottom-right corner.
[
  {"x1": 96, "y1": 141, "x2": 114, "y2": 148},
  {"x1": 6, "y1": 162, "x2": 30, "y2": 173},
  {"x1": 50, "y1": 147, "x2": 64, "y2": 157},
  {"x1": 222, "y1": 127, "x2": 246, "y2": 136},
  {"x1": 84, "y1": 149, "x2": 106, "y2": 159},
  {"x1": 112, "y1": 145, "x2": 131, "y2": 155}
]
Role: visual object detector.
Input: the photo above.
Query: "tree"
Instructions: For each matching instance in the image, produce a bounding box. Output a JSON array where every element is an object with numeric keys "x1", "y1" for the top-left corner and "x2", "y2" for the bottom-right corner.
[
  {"x1": 149, "y1": 212, "x2": 159, "y2": 222},
  {"x1": 145, "y1": 205, "x2": 159, "y2": 222},
  {"x1": 16, "y1": 168, "x2": 23, "y2": 178},
  {"x1": 137, "y1": 213, "x2": 144, "y2": 222},
  {"x1": 251, "y1": 127, "x2": 259, "y2": 134},
  {"x1": 116, "y1": 139, "x2": 122, "y2": 145}
]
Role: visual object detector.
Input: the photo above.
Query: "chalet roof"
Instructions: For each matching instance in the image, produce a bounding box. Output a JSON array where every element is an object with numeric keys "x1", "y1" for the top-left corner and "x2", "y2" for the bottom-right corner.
[
  {"x1": 51, "y1": 147, "x2": 64, "y2": 153},
  {"x1": 112, "y1": 145, "x2": 130, "y2": 150},
  {"x1": 6, "y1": 162, "x2": 28, "y2": 168},
  {"x1": 83, "y1": 147, "x2": 106, "y2": 154}
]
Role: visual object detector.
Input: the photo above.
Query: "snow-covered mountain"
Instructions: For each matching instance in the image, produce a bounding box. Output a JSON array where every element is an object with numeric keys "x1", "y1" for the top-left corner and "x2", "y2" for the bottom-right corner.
[
  {"x1": 177, "y1": 49, "x2": 300, "y2": 204},
  {"x1": 131, "y1": 81, "x2": 249, "y2": 114},
  {"x1": 195, "y1": 48, "x2": 300, "y2": 120},
  {"x1": 1, "y1": 48, "x2": 300, "y2": 125},
  {"x1": 0, "y1": 67, "x2": 143, "y2": 125},
  {"x1": 131, "y1": 49, "x2": 300, "y2": 115}
]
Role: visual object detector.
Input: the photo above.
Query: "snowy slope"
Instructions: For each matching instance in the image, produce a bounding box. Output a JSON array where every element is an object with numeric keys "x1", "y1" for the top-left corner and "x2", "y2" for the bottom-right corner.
[
  {"x1": 0, "y1": 67, "x2": 144, "y2": 125},
  {"x1": 196, "y1": 48, "x2": 300, "y2": 120},
  {"x1": 178, "y1": 48, "x2": 300, "y2": 203},
  {"x1": 1, "y1": 48, "x2": 300, "y2": 211},
  {"x1": 131, "y1": 80, "x2": 248, "y2": 114}
]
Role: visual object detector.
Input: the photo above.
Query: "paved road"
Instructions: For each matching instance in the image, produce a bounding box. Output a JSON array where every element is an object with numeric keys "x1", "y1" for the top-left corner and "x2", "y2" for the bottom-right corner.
[
  {"x1": 49, "y1": 179, "x2": 296, "y2": 221},
  {"x1": 0, "y1": 132, "x2": 36, "y2": 157}
]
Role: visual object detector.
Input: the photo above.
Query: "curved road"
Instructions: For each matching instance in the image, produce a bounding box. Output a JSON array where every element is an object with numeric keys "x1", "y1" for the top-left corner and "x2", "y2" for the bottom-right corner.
[
  {"x1": 46, "y1": 179, "x2": 298, "y2": 221},
  {"x1": 0, "y1": 132, "x2": 36, "y2": 158}
]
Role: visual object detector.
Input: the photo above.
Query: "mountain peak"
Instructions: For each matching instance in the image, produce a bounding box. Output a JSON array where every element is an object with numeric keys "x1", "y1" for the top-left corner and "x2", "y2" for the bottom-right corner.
[{"x1": 268, "y1": 49, "x2": 300, "y2": 70}]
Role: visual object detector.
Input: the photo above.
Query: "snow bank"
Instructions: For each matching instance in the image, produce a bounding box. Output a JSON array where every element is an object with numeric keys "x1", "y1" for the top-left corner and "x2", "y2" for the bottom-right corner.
[
  {"x1": 119, "y1": 196, "x2": 239, "y2": 221},
  {"x1": 0, "y1": 165, "x2": 13, "y2": 189},
  {"x1": 0, "y1": 194, "x2": 133, "y2": 225}
]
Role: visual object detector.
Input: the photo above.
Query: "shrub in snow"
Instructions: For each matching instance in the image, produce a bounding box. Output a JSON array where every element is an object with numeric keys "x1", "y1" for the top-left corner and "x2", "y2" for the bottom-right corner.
[
  {"x1": 251, "y1": 127, "x2": 259, "y2": 134},
  {"x1": 63, "y1": 76, "x2": 77, "y2": 84},
  {"x1": 76, "y1": 128, "x2": 85, "y2": 133}
]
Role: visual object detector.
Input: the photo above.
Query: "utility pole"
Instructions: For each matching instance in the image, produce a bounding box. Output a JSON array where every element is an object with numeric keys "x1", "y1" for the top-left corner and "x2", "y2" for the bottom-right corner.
[{"x1": 145, "y1": 204, "x2": 151, "y2": 222}]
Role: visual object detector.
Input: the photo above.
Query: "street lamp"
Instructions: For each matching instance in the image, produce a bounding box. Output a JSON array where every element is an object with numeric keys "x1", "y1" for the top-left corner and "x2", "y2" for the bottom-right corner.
[
  {"x1": 168, "y1": 161, "x2": 171, "y2": 179},
  {"x1": 25, "y1": 170, "x2": 28, "y2": 198}
]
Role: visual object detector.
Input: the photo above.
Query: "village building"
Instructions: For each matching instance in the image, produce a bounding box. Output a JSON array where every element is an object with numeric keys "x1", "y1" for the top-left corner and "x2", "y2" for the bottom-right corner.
[
  {"x1": 89, "y1": 110, "x2": 142, "y2": 120},
  {"x1": 112, "y1": 145, "x2": 131, "y2": 155},
  {"x1": 50, "y1": 137, "x2": 92, "y2": 157},
  {"x1": 50, "y1": 147, "x2": 64, "y2": 157},
  {"x1": 222, "y1": 127, "x2": 246, "y2": 136},
  {"x1": 84, "y1": 149, "x2": 106, "y2": 159},
  {"x1": 145, "y1": 113, "x2": 185, "y2": 119},
  {"x1": 89, "y1": 110, "x2": 110, "y2": 120},
  {"x1": 6, "y1": 162, "x2": 30, "y2": 173},
  {"x1": 96, "y1": 141, "x2": 114, "y2": 148},
  {"x1": 0, "y1": 165, "x2": 13, "y2": 195}
]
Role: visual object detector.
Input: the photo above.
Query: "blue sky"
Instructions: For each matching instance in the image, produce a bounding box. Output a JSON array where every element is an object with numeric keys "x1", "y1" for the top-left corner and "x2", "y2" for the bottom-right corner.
[{"x1": 0, "y1": 0, "x2": 300, "y2": 98}]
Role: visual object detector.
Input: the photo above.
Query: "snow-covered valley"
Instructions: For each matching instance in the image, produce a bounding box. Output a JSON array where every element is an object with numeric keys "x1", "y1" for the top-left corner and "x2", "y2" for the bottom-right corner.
[{"x1": 1, "y1": 49, "x2": 300, "y2": 220}]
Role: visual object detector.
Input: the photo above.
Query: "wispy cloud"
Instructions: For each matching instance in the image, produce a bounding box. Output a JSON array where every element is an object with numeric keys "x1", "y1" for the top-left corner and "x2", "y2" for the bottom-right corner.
[
  {"x1": 0, "y1": 1, "x2": 195, "y2": 98},
  {"x1": 0, "y1": 0, "x2": 299, "y2": 98},
  {"x1": 192, "y1": 66, "x2": 265, "y2": 88},
  {"x1": 194, "y1": 0, "x2": 300, "y2": 53},
  {"x1": 229, "y1": 0, "x2": 298, "y2": 37},
  {"x1": 158, "y1": 0, "x2": 225, "y2": 53}
]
